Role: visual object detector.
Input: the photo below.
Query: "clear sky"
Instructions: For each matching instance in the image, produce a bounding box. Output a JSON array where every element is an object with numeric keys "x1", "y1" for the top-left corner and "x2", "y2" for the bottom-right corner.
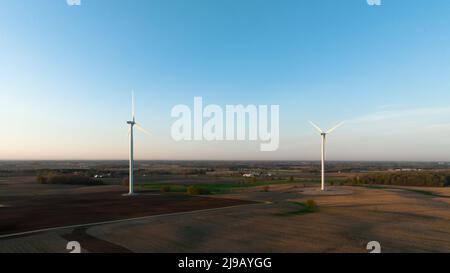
[{"x1": 1, "y1": 0, "x2": 450, "y2": 161}]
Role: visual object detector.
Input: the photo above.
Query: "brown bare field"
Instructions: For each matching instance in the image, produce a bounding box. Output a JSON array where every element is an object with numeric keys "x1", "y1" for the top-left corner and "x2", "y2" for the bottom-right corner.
[
  {"x1": 1, "y1": 176, "x2": 449, "y2": 253},
  {"x1": 0, "y1": 181, "x2": 254, "y2": 237}
]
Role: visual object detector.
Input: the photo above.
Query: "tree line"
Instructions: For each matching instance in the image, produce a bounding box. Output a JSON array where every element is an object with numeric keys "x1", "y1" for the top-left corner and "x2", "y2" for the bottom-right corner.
[
  {"x1": 345, "y1": 172, "x2": 450, "y2": 187},
  {"x1": 37, "y1": 174, "x2": 103, "y2": 186}
]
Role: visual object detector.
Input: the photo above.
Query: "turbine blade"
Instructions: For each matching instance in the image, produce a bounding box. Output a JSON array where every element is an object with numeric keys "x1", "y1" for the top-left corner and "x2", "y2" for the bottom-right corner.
[
  {"x1": 309, "y1": 121, "x2": 324, "y2": 134},
  {"x1": 326, "y1": 121, "x2": 344, "y2": 134},
  {"x1": 131, "y1": 90, "x2": 135, "y2": 120},
  {"x1": 135, "y1": 123, "x2": 151, "y2": 136},
  {"x1": 128, "y1": 127, "x2": 131, "y2": 136}
]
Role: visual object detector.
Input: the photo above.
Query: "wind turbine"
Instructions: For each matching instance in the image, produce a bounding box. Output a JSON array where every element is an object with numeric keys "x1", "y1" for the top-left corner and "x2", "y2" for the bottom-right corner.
[
  {"x1": 309, "y1": 121, "x2": 344, "y2": 191},
  {"x1": 126, "y1": 91, "x2": 150, "y2": 196}
]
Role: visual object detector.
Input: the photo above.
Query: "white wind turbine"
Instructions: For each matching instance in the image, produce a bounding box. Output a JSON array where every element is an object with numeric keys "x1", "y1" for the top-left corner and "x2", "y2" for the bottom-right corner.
[
  {"x1": 309, "y1": 121, "x2": 344, "y2": 191},
  {"x1": 126, "y1": 91, "x2": 150, "y2": 196}
]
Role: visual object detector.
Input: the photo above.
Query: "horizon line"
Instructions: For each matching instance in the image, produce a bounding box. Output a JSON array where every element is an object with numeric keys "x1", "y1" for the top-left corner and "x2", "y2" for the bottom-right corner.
[{"x1": 0, "y1": 159, "x2": 448, "y2": 163}]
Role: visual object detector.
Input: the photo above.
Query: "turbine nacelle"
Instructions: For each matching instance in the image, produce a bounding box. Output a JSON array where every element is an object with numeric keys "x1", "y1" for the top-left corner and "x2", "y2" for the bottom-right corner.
[{"x1": 309, "y1": 121, "x2": 344, "y2": 135}]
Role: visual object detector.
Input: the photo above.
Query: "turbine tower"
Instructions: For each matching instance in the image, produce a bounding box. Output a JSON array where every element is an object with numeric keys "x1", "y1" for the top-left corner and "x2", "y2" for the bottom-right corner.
[
  {"x1": 309, "y1": 121, "x2": 344, "y2": 191},
  {"x1": 126, "y1": 91, "x2": 150, "y2": 196}
]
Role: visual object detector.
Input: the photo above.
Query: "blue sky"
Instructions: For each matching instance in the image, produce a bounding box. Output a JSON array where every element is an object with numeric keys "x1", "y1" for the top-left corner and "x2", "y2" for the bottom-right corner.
[{"x1": 1, "y1": 0, "x2": 450, "y2": 160}]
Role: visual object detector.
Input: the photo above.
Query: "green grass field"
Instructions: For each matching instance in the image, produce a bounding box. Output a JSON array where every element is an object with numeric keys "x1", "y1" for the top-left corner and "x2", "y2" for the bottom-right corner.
[{"x1": 278, "y1": 201, "x2": 319, "y2": 216}]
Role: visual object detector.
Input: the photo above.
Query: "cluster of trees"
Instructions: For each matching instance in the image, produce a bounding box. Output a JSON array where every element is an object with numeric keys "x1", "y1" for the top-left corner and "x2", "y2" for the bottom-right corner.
[
  {"x1": 143, "y1": 169, "x2": 208, "y2": 176},
  {"x1": 37, "y1": 174, "x2": 103, "y2": 186},
  {"x1": 345, "y1": 172, "x2": 450, "y2": 187},
  {"x1": 186, "y1": 185, "x2": 211, "y2": 195}
]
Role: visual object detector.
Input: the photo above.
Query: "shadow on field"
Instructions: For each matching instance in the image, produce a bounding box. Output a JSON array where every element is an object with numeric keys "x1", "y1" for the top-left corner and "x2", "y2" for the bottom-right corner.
[{"x1": 62, "y1": 227, "x2": 133, "y2": 253}]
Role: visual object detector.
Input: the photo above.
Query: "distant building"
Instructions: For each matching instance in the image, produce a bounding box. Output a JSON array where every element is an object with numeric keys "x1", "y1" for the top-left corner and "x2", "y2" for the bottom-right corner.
[{"x1": 394, "y1": 168, "x2": 422, "y2": 172}]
